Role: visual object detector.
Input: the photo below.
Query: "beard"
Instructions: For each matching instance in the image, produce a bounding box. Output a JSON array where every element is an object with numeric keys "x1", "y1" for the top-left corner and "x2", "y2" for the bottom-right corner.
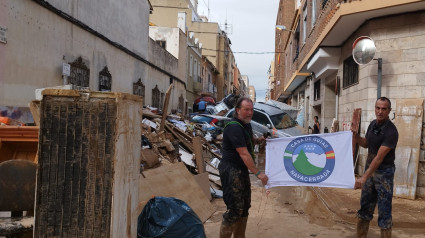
[{"x1": 240, "y1": 117, "x2": 252, "y2": 124}]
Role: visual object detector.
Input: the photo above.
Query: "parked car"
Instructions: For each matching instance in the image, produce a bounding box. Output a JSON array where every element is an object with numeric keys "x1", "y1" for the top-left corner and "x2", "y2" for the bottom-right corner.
[{"x1": 224, "y1": 102, "x2": 303, "y2": 138}]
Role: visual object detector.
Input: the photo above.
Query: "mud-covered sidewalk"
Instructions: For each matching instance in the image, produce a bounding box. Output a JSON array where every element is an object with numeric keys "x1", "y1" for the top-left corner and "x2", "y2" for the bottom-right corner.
[
  {"x1": 204, "y1": 180, "x2": 425, "y2": 238},
  {"x1": 204, "y1": 152, "x2": 425, "y2": 238}
]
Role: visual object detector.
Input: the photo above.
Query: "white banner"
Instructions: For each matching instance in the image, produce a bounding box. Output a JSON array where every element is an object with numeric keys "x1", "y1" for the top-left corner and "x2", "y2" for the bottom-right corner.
[{"x1": 265, "y1": 131, "x2": 355, "y2": 189}]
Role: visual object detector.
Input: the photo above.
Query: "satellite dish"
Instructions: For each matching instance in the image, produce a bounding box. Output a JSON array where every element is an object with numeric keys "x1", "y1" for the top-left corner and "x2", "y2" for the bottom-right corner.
[{"x1": 352, "y1": 36, "x2": 376, "y2": 65}]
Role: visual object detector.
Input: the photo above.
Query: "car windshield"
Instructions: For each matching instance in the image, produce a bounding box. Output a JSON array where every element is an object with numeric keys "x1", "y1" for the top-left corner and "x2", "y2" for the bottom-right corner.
[{"x1": 270, "y1": 113, "x2": 297, "y2": 129}]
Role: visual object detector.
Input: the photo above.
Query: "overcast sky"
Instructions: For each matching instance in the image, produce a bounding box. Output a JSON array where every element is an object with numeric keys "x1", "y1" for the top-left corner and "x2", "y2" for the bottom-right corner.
[{"x1": 197, "y1": 0, "x2": 279, "y2": 93}]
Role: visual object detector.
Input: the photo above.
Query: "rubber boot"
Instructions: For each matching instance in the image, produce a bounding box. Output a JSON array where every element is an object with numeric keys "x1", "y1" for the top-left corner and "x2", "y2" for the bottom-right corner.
[
  {"x1": 357, "y1": 218, "x2": 370, "y2": 238},
  {"x1": 381, "y1": 228, "x2": 392, "y2": 238},
  {"x1": 233, "y1": 217, "x2": 248, "y2": 238},
  {"x1": 219, "y1": 221, "x2": 235, "y2": 238}
]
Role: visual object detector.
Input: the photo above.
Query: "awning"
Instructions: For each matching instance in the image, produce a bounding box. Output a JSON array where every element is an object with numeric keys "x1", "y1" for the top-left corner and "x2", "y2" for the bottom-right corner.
[
  {"x1": 284, "y1": 72, "x2": 310, "y2": 92},
  {"x1": 277, "y1": 91, "x2": 293, "y2": 101},
  {"x1": 307, "y1": 47, "x2": 340, "y2": 79}
]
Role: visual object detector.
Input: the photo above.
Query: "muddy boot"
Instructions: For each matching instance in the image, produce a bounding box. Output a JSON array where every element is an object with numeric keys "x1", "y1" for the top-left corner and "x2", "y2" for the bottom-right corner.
[
  {"x1": 219, "y1": 221, "x2": 235, "y2": 238},
  {"x1": 233, "y1": 217, "x2": 248, "y2": 238},
  {"x1": 357, "y1": 218, "x2": 370, "y2": 238},
  {"x1": 381, "y1": 228, "x2": 391, "y2": 238}
]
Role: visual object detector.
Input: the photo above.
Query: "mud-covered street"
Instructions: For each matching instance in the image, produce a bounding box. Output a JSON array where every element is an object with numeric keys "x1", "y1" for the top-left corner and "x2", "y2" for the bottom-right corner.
[{"x1": 204, "y1": 152, "x2": 425, "y2": 238}]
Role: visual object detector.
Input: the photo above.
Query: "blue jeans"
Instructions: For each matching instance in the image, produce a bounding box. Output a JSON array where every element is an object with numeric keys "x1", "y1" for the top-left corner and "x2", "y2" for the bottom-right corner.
[{"x1": 357, "y1": 166, "x2": 395, "y2": 229}]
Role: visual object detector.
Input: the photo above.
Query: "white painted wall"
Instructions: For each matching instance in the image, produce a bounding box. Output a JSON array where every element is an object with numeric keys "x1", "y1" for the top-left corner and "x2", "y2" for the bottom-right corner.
[
  {"x1": 0, "y1": 0, "x2": 150, "y2": 121},
  {"x1": 149, "y1": 27, "x2": 180, "y2": 59},
  {"x1": 46, "y1": 0, "x2": 149, "y2": 58}
]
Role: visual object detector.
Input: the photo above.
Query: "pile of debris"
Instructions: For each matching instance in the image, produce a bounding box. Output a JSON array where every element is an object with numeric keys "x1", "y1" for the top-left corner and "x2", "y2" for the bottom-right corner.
[{"x1": 140, "y1": 107, "x2": 223, "y2": 195}]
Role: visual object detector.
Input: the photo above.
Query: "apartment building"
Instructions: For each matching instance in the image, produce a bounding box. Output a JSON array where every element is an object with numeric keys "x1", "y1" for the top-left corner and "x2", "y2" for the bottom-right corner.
[
  {"x1": 149, "y1": 0, "x2": 236, "y2": 101},
  {"x1": 275, "y1": 0, "x2": 425, "y2": 198}
]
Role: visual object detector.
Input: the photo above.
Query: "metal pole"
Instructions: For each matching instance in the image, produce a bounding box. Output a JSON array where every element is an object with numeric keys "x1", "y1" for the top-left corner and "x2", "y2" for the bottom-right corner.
[{"x1": 377, "y1": 58, "x2": 382, "y2": 98}]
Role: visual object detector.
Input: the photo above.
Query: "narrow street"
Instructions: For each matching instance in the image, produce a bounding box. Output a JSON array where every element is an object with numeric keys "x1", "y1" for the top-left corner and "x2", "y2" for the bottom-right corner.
[
  {"x1": 204, "y1": 152, "x2": 425, "y2": 238},
  {"x1": 2, "y1": 1, "x2": 425, "y2": 237}
]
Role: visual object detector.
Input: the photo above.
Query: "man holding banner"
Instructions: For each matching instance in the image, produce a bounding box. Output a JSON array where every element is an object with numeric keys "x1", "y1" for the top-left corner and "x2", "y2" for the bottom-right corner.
[
  {"x1": 219, "y1": 97, "x2": 267, "y2": 238},
  {"x1": 352, "y1": 97, "x2": 398, "y2": 238}
]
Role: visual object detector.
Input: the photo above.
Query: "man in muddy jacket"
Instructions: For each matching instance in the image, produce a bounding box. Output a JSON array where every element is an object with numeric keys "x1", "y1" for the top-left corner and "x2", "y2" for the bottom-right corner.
[
  {"x1": 352, "y1": 97, "x2": 398, "y2": 238},
  {"x1": 218, "y1": 97, "x2": 268, "y2": 238}
]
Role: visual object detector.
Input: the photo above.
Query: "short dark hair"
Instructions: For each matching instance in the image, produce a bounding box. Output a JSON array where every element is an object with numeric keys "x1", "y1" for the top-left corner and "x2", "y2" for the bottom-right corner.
[
  {"x1": 233, "y1": 97, "x2": 253, "y2": 118},
  {"x1": 376, "y1": 97, "x2": 391, "y2": 109},
  {"x1": 314, "y1": 116, "x2": 318, "y2": 120}
]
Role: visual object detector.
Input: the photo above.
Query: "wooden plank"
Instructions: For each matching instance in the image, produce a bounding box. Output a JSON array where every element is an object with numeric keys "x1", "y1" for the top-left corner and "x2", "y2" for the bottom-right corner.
[
  {"x1": 193, "y1": 136, "x2": 205, "y2": 174},
  {"x1": 29, "y1": 101, "x2": 41, "y2": 126},
  {"x1": 138, "y1": 162, "x2": 215, "y2": 222},
  {"x1": 165, "y1": 123, "x2": 222, "y2": 159},
  {"x1": 208, "y1": 174, "x2": 222, "y2": 187},
  {"x1": 159, "y1": 84, "x2": 173, "y2": 132},
  {"x1": 194, "y1": 172, "x2": 212, "y2": 201},
  {"x1": 394, "y1": 99, "x2": 423, "y2": 199},
  {"x1": 110, "y1": 96, "x2": 141, "y2": 238},
  {"x1": 351, "y1": 108, "x2": 361, "y2": 166},
  {"x1": 165, "y1": 124, "x2": 193, "y2": 152}
]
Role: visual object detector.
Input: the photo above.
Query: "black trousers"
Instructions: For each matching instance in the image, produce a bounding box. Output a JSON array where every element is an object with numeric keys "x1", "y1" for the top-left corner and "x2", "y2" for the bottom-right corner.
[{"x1": 218, "y1": 162, "x2": 251, "y2": 225}]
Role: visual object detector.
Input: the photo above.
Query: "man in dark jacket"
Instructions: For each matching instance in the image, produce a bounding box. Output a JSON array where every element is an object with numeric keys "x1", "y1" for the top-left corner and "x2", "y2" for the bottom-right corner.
[
  {"x1": 218, "y1": 97, "x2": 268, "y2": 238},
  {"x1": 352, "y1": 97, "x2": 398, "y2": 238}
]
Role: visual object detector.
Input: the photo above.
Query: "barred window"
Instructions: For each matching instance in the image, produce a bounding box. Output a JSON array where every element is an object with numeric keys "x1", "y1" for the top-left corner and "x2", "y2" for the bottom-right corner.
[
  {"x1": 99, "y1": 66, "x2": 111, "y2": 92},
  {"x1": 343, "y1": 56, "x2": 359, "y2": 88},
  {"x1": 69, "y1": 57, "x2": 89, "y2": 87},
  {"x1": 133, "y1": 78, "x2": 145, "y2": 98},
  {"x1": 152, "y1": 85, "x2": 160, "y2": 109}
]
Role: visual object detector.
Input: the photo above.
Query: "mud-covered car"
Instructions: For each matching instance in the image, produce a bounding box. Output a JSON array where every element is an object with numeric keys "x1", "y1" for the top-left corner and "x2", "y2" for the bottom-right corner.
[{"x1": 224, "y1": 102, "x2": 303, "y2": 138}]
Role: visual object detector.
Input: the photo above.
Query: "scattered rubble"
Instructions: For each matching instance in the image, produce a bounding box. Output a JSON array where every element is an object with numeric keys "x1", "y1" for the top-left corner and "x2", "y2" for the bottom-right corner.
[{"x1": 140, "y1": 107, "x2": 224, "y2": 193}]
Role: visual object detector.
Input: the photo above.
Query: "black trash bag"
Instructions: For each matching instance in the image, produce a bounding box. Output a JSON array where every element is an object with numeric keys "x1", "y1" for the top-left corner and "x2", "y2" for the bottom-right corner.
[{"x1": 137, "y1": 196, "x2": 206, "y2": 238}]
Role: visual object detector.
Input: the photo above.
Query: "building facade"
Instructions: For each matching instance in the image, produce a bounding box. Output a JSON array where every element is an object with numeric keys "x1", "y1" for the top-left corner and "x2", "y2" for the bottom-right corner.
[
  {"x1": 148, "y1": 26, "x2": 187, "y2": 113},
  {"x1": 186, "y1": 32, "x2": 203, "y2": 113},
  {"x1": 248, "y1": 85, "x2": 256, "y2": 103},
  {"x1": 266, "y1": 61, "x2": 276, "y2": 101},
  {"x1": 0, "y1": 0, "x2": 154, "y2": 123},
  {"x1": 275, "y1": 0, "x2": 425, "y2": 198},
  {"x1": 0, "y1": 0, "x2": 189, "y2": 120},
  {"x1": 149, "y1": 0, "x2": 235, "y2": 101},
  {"x1": 202, "y1": 56, "x2": 219, "y2": 99}
]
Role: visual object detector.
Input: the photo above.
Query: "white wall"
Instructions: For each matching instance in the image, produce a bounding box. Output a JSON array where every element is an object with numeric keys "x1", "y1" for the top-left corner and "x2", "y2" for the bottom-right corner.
[
  {"x1": 46, "y1": 0, "x2": 150, "y2": 58},
  {"x1": 0, "y1": 0, "x2": 150, "y2": 113},
  {"x1": 149, "y1": 27, "x2": 180, "y2": 59}
]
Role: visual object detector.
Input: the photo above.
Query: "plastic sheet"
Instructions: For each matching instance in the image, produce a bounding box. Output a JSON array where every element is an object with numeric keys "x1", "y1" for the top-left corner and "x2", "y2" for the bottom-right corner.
[{"x1": 137, "y1": 197, "x2": 206, "y2": 238}]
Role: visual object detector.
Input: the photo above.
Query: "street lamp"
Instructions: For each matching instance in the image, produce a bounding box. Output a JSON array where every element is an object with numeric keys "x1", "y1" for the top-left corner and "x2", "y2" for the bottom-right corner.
[
  {"x1": 276, "y1": 25, "x2": 295, "y2": 33},
  {"x1": 352, "y1": 36, "x2": 382, "y2": 98}
]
